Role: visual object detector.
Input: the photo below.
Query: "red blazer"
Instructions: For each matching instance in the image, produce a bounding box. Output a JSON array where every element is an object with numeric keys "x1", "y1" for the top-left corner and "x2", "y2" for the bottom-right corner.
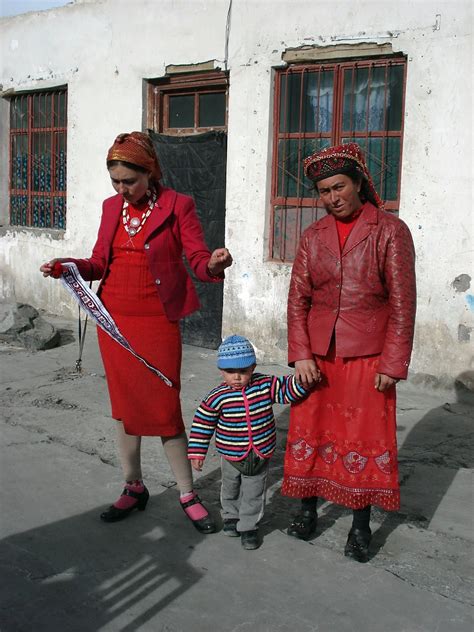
[
  {"x1": 68, "y1": 187, "x2": 222, "y2": 321},
  {"x1": 287, "y1": 203, "x2": 416, "y2": 379}
]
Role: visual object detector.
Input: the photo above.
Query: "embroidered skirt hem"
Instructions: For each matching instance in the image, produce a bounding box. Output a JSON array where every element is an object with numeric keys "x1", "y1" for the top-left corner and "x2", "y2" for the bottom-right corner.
[{"x1": 281, "y1": 476, "x2": 400, "y2": 511}]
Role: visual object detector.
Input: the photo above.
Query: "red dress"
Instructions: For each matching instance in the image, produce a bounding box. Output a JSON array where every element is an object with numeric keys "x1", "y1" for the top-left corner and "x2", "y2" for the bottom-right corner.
[
  {"x1": 97, "y1": 204, "x2": 185, "y2": 437},
  {"x1": 282, "y1": 210, "x2": 400, "y2": 510}
]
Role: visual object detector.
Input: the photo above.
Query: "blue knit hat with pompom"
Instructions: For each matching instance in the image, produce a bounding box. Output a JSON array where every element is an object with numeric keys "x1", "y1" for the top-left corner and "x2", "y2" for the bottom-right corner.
[{"x1": 217, "y1": 335, "x2": 256, "y2": 369}]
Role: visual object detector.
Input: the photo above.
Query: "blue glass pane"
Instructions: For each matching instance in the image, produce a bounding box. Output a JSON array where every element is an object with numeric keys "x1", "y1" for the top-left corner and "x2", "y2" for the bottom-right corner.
[
  {"x1": 32, "y1": 133, "x2": 52, "y2": 192},
  {"x1": 11, "y1": 135, "x2": 28, "y2": 190},
  {"x1": 10, "y1": 195, "x2": 28, "y2": 225},
  {"x1": 32, "y1": 196, "x2": 51, "y2": 228},
  {"x1": 53, "y1": 197, "x2": 66, "y2": 229}
]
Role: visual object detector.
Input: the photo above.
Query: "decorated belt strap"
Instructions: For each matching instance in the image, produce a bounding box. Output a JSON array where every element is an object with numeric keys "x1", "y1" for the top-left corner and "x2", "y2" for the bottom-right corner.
[{"x1": 59, "y1": 262, "x2": 173, "y2": 387}]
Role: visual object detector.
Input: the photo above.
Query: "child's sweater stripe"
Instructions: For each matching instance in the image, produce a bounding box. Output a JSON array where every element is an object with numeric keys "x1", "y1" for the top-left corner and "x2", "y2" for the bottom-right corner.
[{"x1": 188, "y1": 373, "x2": 307, "y2": 461}]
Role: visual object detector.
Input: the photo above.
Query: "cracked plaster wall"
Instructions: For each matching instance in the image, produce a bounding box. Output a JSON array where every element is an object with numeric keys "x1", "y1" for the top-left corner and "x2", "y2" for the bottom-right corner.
[{"x1": 0, "y1": 0, "x2": 472, "y2": 383}]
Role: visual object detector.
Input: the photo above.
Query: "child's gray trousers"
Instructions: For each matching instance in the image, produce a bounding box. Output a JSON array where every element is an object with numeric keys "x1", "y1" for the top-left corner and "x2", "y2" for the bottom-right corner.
[{"x1": 220, "y1": 456, "x2": 269, "y2": 532}]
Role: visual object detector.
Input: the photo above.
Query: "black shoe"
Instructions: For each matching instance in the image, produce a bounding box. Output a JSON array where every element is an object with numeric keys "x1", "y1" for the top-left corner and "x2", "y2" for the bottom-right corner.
[
  {"x1": 287, "y1": 509, "x2": 317, "y2": 540},
  {"x1": 180, "y1": 493, "x2": 216, "y2": 534},
  {"x1": 241, "y1": 529, "x2": 260, "y2": 550},
  {"x1": 100, "y1": 486, "x2": 150, "y2": 523},
  {"x1": 222, "y1": 518, "x2": 239, "y2": 537},
  {"x1": 344, "y1": 527, "x2": 371, "y2": 563}
]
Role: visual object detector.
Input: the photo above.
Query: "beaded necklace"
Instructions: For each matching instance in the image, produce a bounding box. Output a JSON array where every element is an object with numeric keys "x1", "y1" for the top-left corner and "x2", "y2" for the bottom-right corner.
[{"x1": 122, "y1": 192, "x2": 157, "y2": 236}]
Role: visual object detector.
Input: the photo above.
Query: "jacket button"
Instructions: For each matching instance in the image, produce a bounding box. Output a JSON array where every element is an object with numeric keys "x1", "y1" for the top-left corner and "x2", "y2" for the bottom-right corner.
[
  {"x1": 336, "y1": 284, "x2": 340, "y2": 289},
  {"x1": 333, "y1": 308, "x2": 338, "y2": 313},
  {"x1": 144, "y1": 243, "x2": 150, "y2": 250},
  {"x1": 155, "y1": 279, "x2": 161, "y2": 285}
]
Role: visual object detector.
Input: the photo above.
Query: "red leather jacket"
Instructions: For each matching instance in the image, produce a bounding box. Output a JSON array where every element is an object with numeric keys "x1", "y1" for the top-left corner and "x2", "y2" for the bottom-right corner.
[
  {"x1": 287, "y1": 203, "x2": 416, "y2": 379},
  {"x1": 68, "y1": 186, "x2": 222, "y2": 321}
]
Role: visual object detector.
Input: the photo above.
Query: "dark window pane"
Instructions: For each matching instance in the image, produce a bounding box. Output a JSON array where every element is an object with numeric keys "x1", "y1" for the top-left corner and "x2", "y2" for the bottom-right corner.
[
  {"x1": 279, "y1": 73, "x2": 302, "y2": 133},
  {"x1": 54, "y1": 91, "x2": 67, "y2": 127},
  {"x1": 33, "y1": 92, "x2": 52, "y2": 128},
  {"x1": 53, "y1": 196, "x2": 66, "y2": 229},
  {"x1": 32, "y1": 132, "x2": 52, "y2": 192},
  {"x1": 32, "y1": 196, "x2": 51, "y2": 228},
  {"x1": 11, "y1": 135, "x2": 28, "y2": 190},
  {"x1": 383, "y1": 137, "x2": 401, "y2": 201},
  {"x1": 55, "y1": 132, "x2": 67, "y2": 191},
  {"x1": 168, "y1": 94, "x2": 194, "y2": 128},
  {"x1": 342, "y1": 135, "x2": 400, "y2": 202},
  {"x1": 10, "y1": 195, "x2": 28, "y2": 225},
  {"x1": 11, "y1": 96, "x2": 28, "y2": 130},
  {"x1": 387, "y1": 65, "x2": 404, "y2": 131},
  {"x1": 278, "y1": 138, "x2": 330, "y2": 199},
  {"x1": 199, "y1": 92, "x2": 226, "y2": 127}
]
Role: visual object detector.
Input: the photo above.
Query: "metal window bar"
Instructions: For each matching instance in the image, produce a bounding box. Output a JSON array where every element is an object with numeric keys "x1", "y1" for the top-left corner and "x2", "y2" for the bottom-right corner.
[
  {"x1": 270, "y1": 58, "x2": 406, "y2": 262},
  {"x1": 9, "y1": 89, "x2": 67, "y2": 229}
]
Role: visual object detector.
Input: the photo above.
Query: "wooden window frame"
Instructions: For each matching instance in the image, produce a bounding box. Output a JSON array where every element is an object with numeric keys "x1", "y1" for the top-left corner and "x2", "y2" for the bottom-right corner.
[
  {"x1": 146, "y1": 71, "x2": 229, "y2": 135},
  {"x1": 270, "y1": 57, "x2": 407, "y2": 262},
  {"x1": 9, "y1": 87, "x2": 67, "y2": 229}
]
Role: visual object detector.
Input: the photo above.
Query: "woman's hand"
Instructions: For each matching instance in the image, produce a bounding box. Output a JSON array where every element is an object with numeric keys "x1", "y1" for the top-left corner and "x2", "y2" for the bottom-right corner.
[
  {"x1": 295, "y1": 359, "x2": 321, "y2": 388},
  {"x1": 40, "y1": 258, "x2": 63, "y2": 278},
  {"x1": 374, "y1": 373, "x2": 399, "y2": 392},
  {"x1": 190, "y1": 458, "x2": 204, "y2": 472},
  {"x1": 207, "y1": 248, "x2": 233, "y2": 276}
]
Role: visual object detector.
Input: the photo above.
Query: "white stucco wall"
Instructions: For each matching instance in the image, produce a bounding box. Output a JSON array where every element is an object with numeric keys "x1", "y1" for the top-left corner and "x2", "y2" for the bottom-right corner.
[{"x1": 0, "y1": 0, "x2": 472, "y2": 386}]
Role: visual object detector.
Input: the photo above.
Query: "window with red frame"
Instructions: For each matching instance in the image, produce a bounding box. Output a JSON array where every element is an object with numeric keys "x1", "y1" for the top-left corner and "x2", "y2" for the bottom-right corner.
[
  {"x1": 147, "y1": 71, "x2": 228, "y2": 135},
  {"x1": 270, "y1": 58, "x2": 407, "y2": 261},
  {"x1": 9, "y1": 89, "x2": 67, "y2": 229}
]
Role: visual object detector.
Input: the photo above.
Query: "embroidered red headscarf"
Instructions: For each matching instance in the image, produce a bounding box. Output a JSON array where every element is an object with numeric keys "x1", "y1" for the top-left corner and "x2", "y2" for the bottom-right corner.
[
  {"x1": 106, "y1": 131, "x2": 162, "y2": 185},
  {"x1": 303, "y1": 142, "x2": 384, "y2": 209}
]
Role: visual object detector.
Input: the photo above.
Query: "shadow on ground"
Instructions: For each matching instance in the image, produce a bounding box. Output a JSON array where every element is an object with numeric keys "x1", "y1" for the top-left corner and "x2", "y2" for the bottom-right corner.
[{"x1": 0, "y1": 469, "x2": 222, "y2": 632}]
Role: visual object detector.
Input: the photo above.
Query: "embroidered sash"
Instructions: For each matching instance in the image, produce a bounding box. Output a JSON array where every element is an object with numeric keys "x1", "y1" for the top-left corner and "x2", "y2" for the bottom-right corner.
[{"x1": 59, "y1": 262, "x2": 172, "y2": 387}]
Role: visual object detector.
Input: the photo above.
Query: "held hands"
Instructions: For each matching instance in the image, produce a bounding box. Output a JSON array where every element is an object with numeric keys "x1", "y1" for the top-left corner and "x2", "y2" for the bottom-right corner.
[
  {"x1": 374, "y1": 373, "x2": 399, "y2": 392},
  {"x1": 294, "y1": 359, "x2": 321, "y2": 388},
  {"x1": 190, "y1": 458, "x2": 204, "y2": 472},
  {"x1": 207, "y1": 248, "x2": 233, "y2": 276}
]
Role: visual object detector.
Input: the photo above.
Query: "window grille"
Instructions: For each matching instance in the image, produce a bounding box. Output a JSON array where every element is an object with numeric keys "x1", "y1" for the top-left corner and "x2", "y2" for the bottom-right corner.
[
  {"x1": 9, "y1": 88, "x2": 67, "y2": 229},
  {"x1": 270, "y1": 58, "x2": 406, "y2": 261}
]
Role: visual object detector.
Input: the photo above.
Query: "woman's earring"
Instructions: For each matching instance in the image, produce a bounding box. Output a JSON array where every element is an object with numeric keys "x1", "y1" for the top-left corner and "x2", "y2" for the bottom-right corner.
[{"x1": 146, "y1": 189, "x2": 151, "y2": 198}]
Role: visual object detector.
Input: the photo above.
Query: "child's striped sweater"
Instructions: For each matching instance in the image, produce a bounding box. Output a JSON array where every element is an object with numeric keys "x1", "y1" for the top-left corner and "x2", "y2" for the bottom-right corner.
[{"x1": 187, "y1": 373, "x2": 308, "y2": 462}]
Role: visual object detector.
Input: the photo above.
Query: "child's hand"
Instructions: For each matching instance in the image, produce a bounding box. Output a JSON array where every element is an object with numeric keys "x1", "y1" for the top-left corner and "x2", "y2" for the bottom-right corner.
[{"x1": 190, "y1": 458, "x2": 204, "y2": 472}]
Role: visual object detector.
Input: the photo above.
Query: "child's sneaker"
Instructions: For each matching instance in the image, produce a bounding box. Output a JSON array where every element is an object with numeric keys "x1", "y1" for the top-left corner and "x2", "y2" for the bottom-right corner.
[
  {"x1": 222, "y1": 518, "x2": 239, "y2": 537},
  {"x1": 240, "y1": 529, "x2": 260, "y2": 550}
]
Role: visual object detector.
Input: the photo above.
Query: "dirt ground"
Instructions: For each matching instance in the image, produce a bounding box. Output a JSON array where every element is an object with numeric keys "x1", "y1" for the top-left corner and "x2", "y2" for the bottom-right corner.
[{"x1": 0, "y1": 315, "x2": 473, "y2": 631}]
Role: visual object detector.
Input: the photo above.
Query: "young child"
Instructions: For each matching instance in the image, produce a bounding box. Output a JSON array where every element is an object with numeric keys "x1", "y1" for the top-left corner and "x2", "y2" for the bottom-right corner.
[{"x1": 187, "y1": 335, "x2": 309, "y2": 550}]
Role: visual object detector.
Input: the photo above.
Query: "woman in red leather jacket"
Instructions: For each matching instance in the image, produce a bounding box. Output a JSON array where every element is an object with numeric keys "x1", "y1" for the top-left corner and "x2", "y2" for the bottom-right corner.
[
  {"x1": 40, "y1": 132, "x2": 232, "y2": 533},
  {"x1": 282, "y1": 143, "x2": 416, "y2": 562}
]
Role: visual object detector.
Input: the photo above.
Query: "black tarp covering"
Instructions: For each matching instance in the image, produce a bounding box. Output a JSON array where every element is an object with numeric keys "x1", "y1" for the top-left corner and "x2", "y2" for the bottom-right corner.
[{"x1": 149, "y1": 130, "x2": 227, "y2": 349}]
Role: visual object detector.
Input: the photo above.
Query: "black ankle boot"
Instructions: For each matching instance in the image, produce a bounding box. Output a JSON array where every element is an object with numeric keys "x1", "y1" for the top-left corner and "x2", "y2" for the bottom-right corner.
[
  {"x1": 287, "y1": 497, "x2": 318, "y2": 540},
  {"x1": 344, "y1": 505, "x2": 372, "y2": 562},
  {"x1": 344, "y1": 527, "x2": 371, "y2": 563}
]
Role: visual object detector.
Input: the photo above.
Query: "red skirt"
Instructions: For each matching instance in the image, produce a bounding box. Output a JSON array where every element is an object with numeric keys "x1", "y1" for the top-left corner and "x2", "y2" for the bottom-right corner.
[
  {"x1": 281, "y1": 350, "x2": 399, "y2": 511},
  {"x1": 97, "y1": 315, "x2": 184, "y2": 436}
]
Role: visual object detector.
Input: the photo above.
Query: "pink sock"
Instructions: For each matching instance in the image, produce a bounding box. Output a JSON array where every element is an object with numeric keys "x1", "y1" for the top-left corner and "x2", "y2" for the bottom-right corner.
[
  {"x1": 180, "y1": 492, "x2": 209, "y2": 521},
  {"x1": 113, "y1": 481, "x2": 145, "y2": 510}
]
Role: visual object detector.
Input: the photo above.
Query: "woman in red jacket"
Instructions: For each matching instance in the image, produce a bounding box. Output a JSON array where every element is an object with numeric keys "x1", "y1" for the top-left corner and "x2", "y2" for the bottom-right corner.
[
  {"x1": 40, "y1": 132, "x2": 232, "y2": 532},
  {"x1": 282, "y1": 143, "x2": 416, "y2": 562}
]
